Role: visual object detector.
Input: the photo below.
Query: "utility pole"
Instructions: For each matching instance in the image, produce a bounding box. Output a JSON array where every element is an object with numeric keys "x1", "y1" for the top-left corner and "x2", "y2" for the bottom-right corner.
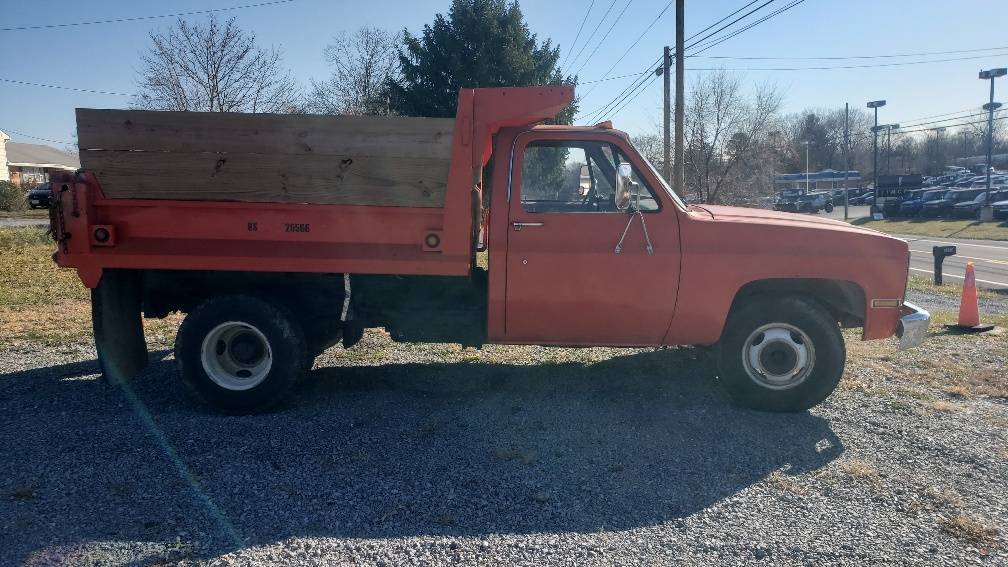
[
  {"x1": 886, "y1": 125, "x2": 892, "y2": 174},
  {"x1": 662, "y1": 45, "x2": 671, "y2": 184},
  {"x1": 979, "y1": 67, "x2": 1006, "y2": 221},
  {"x1": 844, "y1": 102, "x2": 850, "y2": 220},
  {"x1": 673, "y1": 0, "x2": 685, "y2": 199},
  {"x1": 867, "y1": 100, "x2": 886, "y2": 215}
]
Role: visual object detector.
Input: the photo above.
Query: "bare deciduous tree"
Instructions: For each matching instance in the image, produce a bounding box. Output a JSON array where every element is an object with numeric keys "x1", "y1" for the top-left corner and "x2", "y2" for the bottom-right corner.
[
  {"x1": 134, "y1": 16, "x2": 301, "y2": 113},
  {"x1": 684, "y1": 70, "x2": 782, "y2": 204},
  {"x1": 308, "y1": 26, "x2": 400, "y2": 115},
  {"x1": 630, "y1": 133, "x2": 663, "y2": 170}
]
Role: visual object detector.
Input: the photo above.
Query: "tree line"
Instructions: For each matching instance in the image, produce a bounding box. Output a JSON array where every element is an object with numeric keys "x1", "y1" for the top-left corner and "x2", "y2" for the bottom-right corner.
[{"x1": 130, "y1": 0, "x2": 1006, "y2": 206}]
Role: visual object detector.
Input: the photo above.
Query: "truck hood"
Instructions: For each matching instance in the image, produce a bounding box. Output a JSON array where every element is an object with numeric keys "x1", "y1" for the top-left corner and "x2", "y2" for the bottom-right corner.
[{"x1": 693, "y1": 204, "x2": 889, "y2": 238}]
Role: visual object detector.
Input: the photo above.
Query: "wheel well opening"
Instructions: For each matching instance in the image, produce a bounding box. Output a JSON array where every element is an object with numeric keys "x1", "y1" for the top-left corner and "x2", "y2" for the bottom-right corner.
[{"x1": 731, "y1": 278, "x2": 866, "y2": 329}]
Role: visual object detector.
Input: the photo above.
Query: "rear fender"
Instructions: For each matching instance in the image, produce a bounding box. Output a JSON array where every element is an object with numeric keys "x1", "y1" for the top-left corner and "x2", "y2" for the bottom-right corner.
[{"x1": 92, "y1": 270, "x2": 149, "y2": 382}]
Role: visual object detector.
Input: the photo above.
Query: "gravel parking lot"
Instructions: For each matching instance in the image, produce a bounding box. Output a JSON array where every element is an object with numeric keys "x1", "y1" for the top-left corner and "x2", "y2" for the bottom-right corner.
[{"x1": 2, "y1": 289, "x2": 1007, "y2": 566}]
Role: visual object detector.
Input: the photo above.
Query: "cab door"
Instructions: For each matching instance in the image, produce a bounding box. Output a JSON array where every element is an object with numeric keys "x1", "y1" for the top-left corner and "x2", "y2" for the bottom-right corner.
[{"x1": 503, "y1": 132, "x2": 681, "y2": 346}]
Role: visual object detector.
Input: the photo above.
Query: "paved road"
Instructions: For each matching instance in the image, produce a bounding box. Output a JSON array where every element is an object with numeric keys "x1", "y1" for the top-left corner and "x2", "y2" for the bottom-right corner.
[
  {"x1": 897, "y1": 234, "x2": 1008, "y2": 291},
  {"x1": 823, "y1": 205, "x2": 871, "y2": 221},
  {"x1": 816, "y1": 207, "x2": 1008, "y2": 290}
]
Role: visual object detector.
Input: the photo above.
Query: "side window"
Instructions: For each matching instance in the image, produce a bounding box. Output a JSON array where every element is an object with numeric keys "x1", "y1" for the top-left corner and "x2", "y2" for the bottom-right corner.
[
  {"x1": 520, "y1": 144, "x2": 589, "y2": 213},
  {"x1": 520, "y1": 141, "x2": 660, "y2": 213}
]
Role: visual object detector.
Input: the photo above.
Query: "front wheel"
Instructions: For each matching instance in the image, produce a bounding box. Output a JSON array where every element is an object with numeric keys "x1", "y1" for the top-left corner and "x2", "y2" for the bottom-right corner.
[
  {"x1": 824, "y1": 202, "x2": 834, "y2": 213},
  {"x1": 174, "y1": 295, "x2": 308, "y2": 413},
  {"x1": 716, "y1": 295, "x2": 845, "y2": 412}
]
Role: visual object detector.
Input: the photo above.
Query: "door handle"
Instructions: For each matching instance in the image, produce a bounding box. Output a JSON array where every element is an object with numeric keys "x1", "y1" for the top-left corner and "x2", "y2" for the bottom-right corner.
[{"x1": 512, "y1": 221, "x2": 544, "y2": 231}]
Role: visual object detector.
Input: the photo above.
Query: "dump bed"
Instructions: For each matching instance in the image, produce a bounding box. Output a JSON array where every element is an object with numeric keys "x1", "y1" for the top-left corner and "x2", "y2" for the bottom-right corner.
[
  {"x1": 51, "y1": 86, "x2": 574, "y2": 288},
  {"x1": 76, "y1": 110, "x2": 455, "y2": 207}
]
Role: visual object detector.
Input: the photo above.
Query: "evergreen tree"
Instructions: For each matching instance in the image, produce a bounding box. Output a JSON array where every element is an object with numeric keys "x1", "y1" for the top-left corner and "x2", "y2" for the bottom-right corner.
[{"x1": 388, "y1": 0, "x2": 576, "y2": 122}]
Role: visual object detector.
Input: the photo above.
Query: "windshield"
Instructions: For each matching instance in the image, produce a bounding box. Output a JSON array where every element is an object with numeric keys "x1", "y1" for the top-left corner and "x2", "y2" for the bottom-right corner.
[{"x1": 636, "y1": 151, "x2": 688, "y2": 209}]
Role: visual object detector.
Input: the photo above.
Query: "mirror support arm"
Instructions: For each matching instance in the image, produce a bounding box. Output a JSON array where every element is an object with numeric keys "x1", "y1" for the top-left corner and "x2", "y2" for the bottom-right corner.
[{"x1": 614, "y1": 209, "x2": 654, "y2": 256}]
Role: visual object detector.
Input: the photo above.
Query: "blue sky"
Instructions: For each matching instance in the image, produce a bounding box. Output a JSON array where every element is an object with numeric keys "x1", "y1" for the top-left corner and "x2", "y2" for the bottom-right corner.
[{"x1": 1, "y1": 0, "x2": 1006, "y2": 148}]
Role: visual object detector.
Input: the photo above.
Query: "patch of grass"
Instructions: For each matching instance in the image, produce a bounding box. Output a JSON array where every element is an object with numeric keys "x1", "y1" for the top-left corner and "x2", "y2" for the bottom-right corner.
[
  {"x1": 767, "y1": 470, "x2": 807, "y2": 495},
  {"x1": 844, "y1": 308, "x2": 1008, "y2": 401},
  {"x1": 940, "y1": 513, "x2": 1000, "y2": 547},
  {"x1": 927, "y1": 400, "x2": 965, "y2": 413},
  {"x1": 0, "y1": 208, "x2": 49, "y2": 220},
  {"x1": 905, "y1": 274, "x2": 1003, "y2": 302},
  {"x1": 837, "y1": 458, "x2": 878, "y2": 480},
  {"x1": 850, "y1": 216, "x2": 1008, "y2": 241},
  {"x1": 0, "y1": 227, "x2": 180, "y2": 347}
]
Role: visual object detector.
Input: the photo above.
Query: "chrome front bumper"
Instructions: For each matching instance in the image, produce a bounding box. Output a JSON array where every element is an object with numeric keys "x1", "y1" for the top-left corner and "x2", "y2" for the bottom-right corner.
[{"x1": 896, "y1": 301, "x2": 930, "y2": 351}]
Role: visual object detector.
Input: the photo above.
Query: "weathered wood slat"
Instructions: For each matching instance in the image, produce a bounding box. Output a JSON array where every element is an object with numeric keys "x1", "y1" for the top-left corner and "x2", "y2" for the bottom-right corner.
[
  {"x1": 81, "y1": 150, "x2": 448, "y2": 207},
  {"x1": 75, "y1": 109, "x2": 455, "y2": 159}
]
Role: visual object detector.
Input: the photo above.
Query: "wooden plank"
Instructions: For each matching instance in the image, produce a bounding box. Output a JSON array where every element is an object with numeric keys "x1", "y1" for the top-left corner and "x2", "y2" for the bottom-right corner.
[
  {"x1": 75, "y1": 109, "x2": 455, "y2": 160},
  {"x1": 81, "y1": 150, "x2": 448, "y2": 207}
]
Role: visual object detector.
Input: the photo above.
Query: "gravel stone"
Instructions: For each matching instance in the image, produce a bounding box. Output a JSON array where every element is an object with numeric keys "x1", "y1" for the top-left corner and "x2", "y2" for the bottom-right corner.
[{"x1": 0, "y1": 295, "x2": 1005, "y2": 566}]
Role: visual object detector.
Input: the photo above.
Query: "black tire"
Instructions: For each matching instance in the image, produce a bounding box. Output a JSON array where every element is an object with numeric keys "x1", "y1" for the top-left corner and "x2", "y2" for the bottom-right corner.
[
  {"x1": 174, "y1": 295, "x2": 308, "y2": 413},
  {"x1": 716, "y1": 295, "x2": 845, "y2": 412},
  {"x1": 824, "y1": 202, "x2": 834, "y2": 213}
]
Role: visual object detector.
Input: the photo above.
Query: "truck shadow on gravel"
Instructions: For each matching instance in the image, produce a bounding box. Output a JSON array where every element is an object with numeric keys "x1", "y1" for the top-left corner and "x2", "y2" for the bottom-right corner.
[{"x1": 0, "y1": 348, "x2": 843, "y2": 562}]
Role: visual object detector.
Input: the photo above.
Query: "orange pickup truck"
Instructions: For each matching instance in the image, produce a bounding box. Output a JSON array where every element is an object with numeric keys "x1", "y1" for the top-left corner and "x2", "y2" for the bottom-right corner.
[{"x1": 50, "y1": 85, "x2": 928, "y2": 413}]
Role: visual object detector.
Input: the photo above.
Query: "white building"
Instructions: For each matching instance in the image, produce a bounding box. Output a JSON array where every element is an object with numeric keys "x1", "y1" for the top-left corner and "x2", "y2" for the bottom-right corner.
[{"x1": 0, "y1": 130, "x2": 79, "y2": 187}]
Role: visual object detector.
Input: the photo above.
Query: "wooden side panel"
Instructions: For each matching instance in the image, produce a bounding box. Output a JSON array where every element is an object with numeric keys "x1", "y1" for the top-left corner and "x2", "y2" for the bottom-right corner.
[
  {"x1": 81, "y1": 150, "x2": 448, "y2": 207},
  {"x1": 75, "y1": 108, "x2": 455, "y2": 206}
]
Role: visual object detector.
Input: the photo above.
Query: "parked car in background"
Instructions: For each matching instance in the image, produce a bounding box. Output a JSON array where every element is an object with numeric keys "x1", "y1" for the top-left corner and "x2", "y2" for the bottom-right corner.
[
  {"x1": 26, "y1": 184, "x2": 52, "y2": 209},
  {"x1": 952, "y1": 189, "x2": 1008, "y2": 218},
  {"x1": 922, "y1": 188, "x2": 984, "y2": 218},
  {"x1": 774, "y1": 190, "x2": 833, "y2": 213},
  {"x1": 898, "y1": 188, "x2": 935, "y2": 217},
  {"x1": 992, "y1": 198, "x2": 1008, "y2": 220},
  {"x1": 851, "y1": 192, "x2": 875, "y2": 206}
]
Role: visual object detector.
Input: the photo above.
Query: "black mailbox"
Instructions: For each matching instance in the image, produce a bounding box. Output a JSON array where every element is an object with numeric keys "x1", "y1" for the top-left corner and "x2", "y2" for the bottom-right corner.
[{"x1": 932, "y1": 245, "x2": 957, "y2": 285}]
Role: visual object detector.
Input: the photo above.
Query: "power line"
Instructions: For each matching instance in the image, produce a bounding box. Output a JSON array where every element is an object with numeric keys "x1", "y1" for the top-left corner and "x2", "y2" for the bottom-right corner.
[
  {"x1": 892, "y1": 106, "x2": 986, "y2": 124},
  {"x1": 0, "y1": 127, "x2": 72, "y2": 146},
  {"x1": 895, "y1": 114, "x2": 1008, "y2": 135},
  {"x1": 897, "y1": 109, "x2": 1005, "y2": 130},
  {"x1": 689, "y1": 0, "x2": 806, "y2": 55},
  {"x1": 683, "y1": 51, "x2": 1008, "y2": 71},
  {"x1": 0, "y1": 77, "x2": 132, "y2": 97},
  {"x1": 683, "y1": 0, "x2": 765, "y2": 44},
  {"x1": 0, "y1": 0, "x2": 298, "y2": 32},
  {"x1": 683, "y1": 0, "x2": 776, "y2": 51},
  {"x1": 564, "y1": 0, "x2": 618, "y2": 74},
  {"x1": 693, "y1": 44, "x2": 1008, "y2": 61},
  {"x1": 580, "y1": 1, "x2": 675, "y2": 97},
  {"x1": 560, "y1": 0, "x2": 596, "y2": 72},
  {"x1": 579, "y1": 0, "x2": 777, "y2": 120},
  {"x1": 571, "y1": 0, "x2": 636, "y2": 77},
  {"x1": 580, "y1": 0, "x2": 774, "y2": 122},
  {"x1": 612, "y1": 0, "x2": 805, "y2": 120}
]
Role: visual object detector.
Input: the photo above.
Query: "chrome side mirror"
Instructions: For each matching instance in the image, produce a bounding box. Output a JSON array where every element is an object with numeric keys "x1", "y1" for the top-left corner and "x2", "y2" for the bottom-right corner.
[{"x1": 615, "y1": 162, "x2": 635, "y2": 211}]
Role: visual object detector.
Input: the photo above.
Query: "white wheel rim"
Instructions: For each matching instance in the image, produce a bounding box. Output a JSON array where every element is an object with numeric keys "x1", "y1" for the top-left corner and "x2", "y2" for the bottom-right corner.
[
  {"x1": 741, "y1": 323, "x2": 815, "y2": 390},
  {"x1": 200, "y1": 321, "x2": 273, "y2": 391}
]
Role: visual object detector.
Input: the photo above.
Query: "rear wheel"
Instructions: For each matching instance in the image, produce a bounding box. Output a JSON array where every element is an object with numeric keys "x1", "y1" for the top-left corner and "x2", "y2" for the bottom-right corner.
[
  {"x1": 717, "y1": 295, "x2": 845, "y2": 412},
  {"x1": 174, "y1": 295, "x2": 308, "y2": 413}
]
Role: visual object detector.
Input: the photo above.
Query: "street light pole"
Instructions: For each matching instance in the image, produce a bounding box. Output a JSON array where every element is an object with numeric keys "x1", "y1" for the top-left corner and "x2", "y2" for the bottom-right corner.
[
  {"x1": 867, "y1": 100, "x2": 886, "y2": 215},
  {"x1": 803, "y1": 140, "x2": 811, "y2": 193},
  {"x1": 979, "y1": 67, "x2": 1006, "y2": 220}
]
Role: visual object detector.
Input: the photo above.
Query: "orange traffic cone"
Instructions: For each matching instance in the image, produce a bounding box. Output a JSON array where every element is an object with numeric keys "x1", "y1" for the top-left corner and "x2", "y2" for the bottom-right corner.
[{"x1": 948, "y1": 262, "x2": 994, "y2": 332}]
